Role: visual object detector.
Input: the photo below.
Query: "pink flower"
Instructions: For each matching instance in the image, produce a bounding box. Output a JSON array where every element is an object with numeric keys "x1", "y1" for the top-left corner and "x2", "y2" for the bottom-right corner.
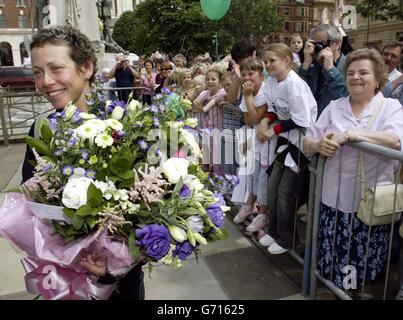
[{"x1": 174, "y1": 149, "x2": 186, "y2": 158}]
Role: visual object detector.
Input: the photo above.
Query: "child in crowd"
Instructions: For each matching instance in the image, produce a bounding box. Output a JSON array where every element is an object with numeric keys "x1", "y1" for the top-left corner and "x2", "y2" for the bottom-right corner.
[
  {"x1": 176, "y1": 69, "x2": 198, "y2": 100},
  {"x1": 232, "y1": 58, "x2": 268, "y2": 239},
  {"x1": 257, "y1": 43, "x2": 317, "y2": 254},
  {"x1": 289, "y1": 34, "x2": 304, "y2": 70},
  {"x1": 192, "y1": 69, "x2": 226, "y2": 175}
]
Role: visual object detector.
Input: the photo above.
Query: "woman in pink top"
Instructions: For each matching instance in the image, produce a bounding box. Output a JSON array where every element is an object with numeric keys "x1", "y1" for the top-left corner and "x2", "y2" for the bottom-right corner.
[
  {"x1": 304, "y1": 48, "x2": 403, "y2": 290},
  {"x1": 140, "y1": 59, "x2": 157, "y2": 105}
]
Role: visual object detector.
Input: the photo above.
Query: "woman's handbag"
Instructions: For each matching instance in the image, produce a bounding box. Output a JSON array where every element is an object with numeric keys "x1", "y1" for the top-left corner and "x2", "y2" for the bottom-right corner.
[{"x1": 357, "y1": 99, "x2": 403, "y2": 226}]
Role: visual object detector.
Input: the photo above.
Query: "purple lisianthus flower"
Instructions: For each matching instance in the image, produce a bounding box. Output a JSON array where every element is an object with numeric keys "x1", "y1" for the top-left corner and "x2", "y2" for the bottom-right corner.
[
  {"x1": 62, "y1": 165, "x2": 74, "y2": 176},
  {"x1": 214, "y1": 192, "x2": 226, "y2": 207},
  {"x1": 179, "y1": 185, "x2": 192, "y2": 198},
  {"x1": 80, "y1": 148, "x2": 90, "y2": 161},
  {"x1": 67, "y1": 129, "x2": 75, "y2": 136},
  {"x1": 86, "y1": 99, "x2": 95, "y2": 106},
  {"x1": 135, "y1": 224, "x2": 171, "y2": 260},
  {"x1": 173, "y1": 241, "x2": 194, "y2": 261},
  {"x1": 95, "y1": 72, "x2": 102, "y2": 80},
  {"x1": 206, "y1": 203, "x2": 224, "y2": 228},
  {"x1": 84, "y1": 169, "x2": 96, "y2": 180},
  {"x1": 138, "y1": 139, "x2": 149, "y2": 151}
]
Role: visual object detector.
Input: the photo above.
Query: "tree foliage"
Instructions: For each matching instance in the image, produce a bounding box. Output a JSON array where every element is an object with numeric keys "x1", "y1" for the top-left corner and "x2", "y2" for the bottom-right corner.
[
  {"x1": 356, "y1": 0, "x2": 403, "y2": 21},
  {"x1": 112, "y1": 0, "x2": 282, "y2": 59}
]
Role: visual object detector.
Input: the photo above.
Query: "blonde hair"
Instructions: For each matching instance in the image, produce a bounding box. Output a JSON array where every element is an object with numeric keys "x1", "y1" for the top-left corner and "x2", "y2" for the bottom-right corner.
[
  {"x1": 240, "y1": 57, "x2": 264, "y2": 73},
  {"x1": 263, "y1": 43, "x2": 293, "y2": 69},
  {"x1": 344, "y1": 48, "x2": 388, "y2": 92},
  {"x1": 205, "y1": 68, "x2": 223, "y2": 81}
]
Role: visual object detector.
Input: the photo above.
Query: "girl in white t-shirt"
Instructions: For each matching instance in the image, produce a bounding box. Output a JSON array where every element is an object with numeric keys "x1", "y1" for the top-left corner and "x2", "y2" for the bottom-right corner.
[
  {"x1": 257, "y1": 43, "x2": 317, "y2": 254},
  {"x1": 232, "y1": 58, "x2": 269, "y2": 238}
]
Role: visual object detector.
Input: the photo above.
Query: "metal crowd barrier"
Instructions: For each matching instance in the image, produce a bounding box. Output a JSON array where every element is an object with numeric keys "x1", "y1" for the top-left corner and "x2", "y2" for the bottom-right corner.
[
  {"x1": 0, "y1": 87, "x2": 52, "y2": 146},
  {"x1": 305, "y1": 141, "x2": 403, "y2": 300}
]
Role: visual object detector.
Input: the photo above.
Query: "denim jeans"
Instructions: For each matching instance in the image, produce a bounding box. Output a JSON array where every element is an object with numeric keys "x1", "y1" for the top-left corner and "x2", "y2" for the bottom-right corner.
[{"x1": 267, "y1": 161, "x2": 301, "y2": 249}]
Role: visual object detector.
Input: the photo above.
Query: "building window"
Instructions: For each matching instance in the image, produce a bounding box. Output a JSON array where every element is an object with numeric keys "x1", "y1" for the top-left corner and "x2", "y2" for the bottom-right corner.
[
  {"x1": 18, "y1": 15, "x2": 27, "y2": 28},
  {"x1": 284, "y1": 21, "x2": 290, "y2": 32},
  {"x1": 0, "y1": 13, "x2": 5, "y2": 28},
  {"x1": 0, "y1": 42, "x2": 14, "y2": 66},
  {"x1": 16, "y1": 0, "x2": 26, "y2": 6},
  {"x1": 296, "y1": 7, "x2": 309, "y2": 17}
]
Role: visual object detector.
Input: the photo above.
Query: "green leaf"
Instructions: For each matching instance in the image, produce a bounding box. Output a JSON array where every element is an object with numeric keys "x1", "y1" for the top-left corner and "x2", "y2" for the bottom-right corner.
[
  {"x1": 39, "y1": 118, "x2": 53, "y2": 145},
  {"x1": 63, "y1": 208, "x2": 75, "y2": 219},
  {"x1": 25, "y1": 136, "x2": 53, "y2": 157},
  {"x1": 76, "y1": 204, "x2": 93, "y2": 217},
  {"x1": 117, "y1": 170, "x2": 134, "y2": 180},
  {"x1": 173, "y1": 176, "x2": 184, "y2": 195},
  {"x1": 85, "y1": 216, "x2": 98, "y2": 229},
  {"x1": 87, "y1": 183, "x2": 103, "y2": 207},
  {"x1": 72, "y1": 217, "x2": 85, "y2": 230}
]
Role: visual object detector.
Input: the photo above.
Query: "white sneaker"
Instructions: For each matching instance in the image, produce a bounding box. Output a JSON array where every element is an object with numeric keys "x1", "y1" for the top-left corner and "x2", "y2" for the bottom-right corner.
[
  {"x1": 245, "y1": 213, "x2": 267, "y2": 233},
  {"x1": 259, "y1": 234, "x2": 275, "y2": 247},
  {"x1": 268, "y1": 242, "x2": 289, "y2": 255}
]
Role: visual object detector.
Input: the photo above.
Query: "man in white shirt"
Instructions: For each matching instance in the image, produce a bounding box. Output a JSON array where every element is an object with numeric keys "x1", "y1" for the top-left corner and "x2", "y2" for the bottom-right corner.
[{"x1": 382, "y1": 41, "x2": 402, "y2": 81}]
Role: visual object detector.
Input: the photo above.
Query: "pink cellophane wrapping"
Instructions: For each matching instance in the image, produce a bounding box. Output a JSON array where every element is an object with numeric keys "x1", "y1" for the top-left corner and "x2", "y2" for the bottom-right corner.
[{"x1": 0, "y1": 193, "x2": 134, "y2": 300}]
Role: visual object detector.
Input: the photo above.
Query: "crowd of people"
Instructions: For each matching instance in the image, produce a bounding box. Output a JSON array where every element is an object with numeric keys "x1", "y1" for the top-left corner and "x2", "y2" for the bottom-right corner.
[{"x1": 23, "y1": 9, "x2": 403, "y2": 298}]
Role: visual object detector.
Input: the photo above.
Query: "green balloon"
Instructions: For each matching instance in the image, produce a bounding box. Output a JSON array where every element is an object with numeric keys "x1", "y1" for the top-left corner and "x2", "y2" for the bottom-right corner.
[{"x1": 200, "y1": 0, "x2": 231, "y2": 21}]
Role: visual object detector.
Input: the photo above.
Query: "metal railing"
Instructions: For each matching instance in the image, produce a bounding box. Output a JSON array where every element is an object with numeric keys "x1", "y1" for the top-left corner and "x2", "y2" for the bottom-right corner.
[
  {"x1": 305, "y1": 141, "x2": 403, "y2": 300},
  {"x1": 0, "y1": 87, "x2": 52, "y2": 146}
]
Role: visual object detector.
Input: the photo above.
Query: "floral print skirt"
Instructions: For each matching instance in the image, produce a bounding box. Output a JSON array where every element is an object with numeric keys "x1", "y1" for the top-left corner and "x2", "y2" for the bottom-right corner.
[{"x1": 317, "y1": 203, "x2": 391, "y2": 289}]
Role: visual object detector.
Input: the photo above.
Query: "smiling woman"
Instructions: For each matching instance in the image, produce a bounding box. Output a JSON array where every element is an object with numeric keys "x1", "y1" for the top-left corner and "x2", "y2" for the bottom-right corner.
[
  {"x1": 21, "y1": 26, "x2": 145, "y2": 300},
  {"x1": 30, "y1": 26, "x2": 97, "y2": 110}
]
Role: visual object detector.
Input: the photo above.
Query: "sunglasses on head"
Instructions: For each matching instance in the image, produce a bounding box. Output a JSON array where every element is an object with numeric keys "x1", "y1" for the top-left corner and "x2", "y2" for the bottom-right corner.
[{"x1": 161, "y1": 68, "x2": 172, "y2": 71}]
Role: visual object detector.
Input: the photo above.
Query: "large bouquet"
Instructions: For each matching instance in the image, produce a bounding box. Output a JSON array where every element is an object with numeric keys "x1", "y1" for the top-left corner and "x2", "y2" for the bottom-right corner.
[{"x1": 0, "y1": 86, "x2": 228, "y2": 299}]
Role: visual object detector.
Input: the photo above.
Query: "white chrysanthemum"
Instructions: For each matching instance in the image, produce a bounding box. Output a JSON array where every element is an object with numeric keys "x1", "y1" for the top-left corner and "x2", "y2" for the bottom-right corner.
[
  {"x1": 80, "y1": 112, "x2": 96, "y2": 120},
  {"x1": 85, "y1": 119, "x2": 107, "y2": 133},
  {"x1": 95, "y1": 133, "x2": 114, "y2": 148},
  {"x1": 105, "y1": 119, "x2": 123, "y2": 131},
  {"x1": 76, "y1": 123, "x2": 98, "y2": 139}
]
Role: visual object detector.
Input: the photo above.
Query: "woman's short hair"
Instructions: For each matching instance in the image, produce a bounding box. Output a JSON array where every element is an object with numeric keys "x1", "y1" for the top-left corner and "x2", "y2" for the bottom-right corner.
[
  {"x1": 343, "y1": 48, "x2": 388, "y2": 92},
  {"x1": 263, "y1": 43, "x2": 293, "y2": 69},
  {"x1": 144, "y1": 59, "x2": 153, "y2": 67},
  {"x1": 160, "y1": 61, "x2": 173, "y2": 71},
  {"x1": 30, "y1": 25, "x2": 97, "y2": 82},
  {"x1": 240, "y1": 57, "x2": 264, "y2": 73}
]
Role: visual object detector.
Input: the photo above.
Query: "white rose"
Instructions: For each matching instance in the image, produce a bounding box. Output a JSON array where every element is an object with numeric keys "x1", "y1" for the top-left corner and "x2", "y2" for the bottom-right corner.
[
  {"x1": 61, "y1": 177, "x2": 93, "y2": 209},
  {"x1": 160, "y1": 157, "x2": 189, "y2": 184},
  {"x1": 111, "y1": 106, "x2": 125, "y2": 120},
  {"x1": 183, "y1": 174, "x2": 203, "y2": 191},
  {"x1": 183, "y1": 118, "x2": 198, "y2": 128},
  {"x1": 80, "y1": 112, "x2": 96, "y2": 120}
]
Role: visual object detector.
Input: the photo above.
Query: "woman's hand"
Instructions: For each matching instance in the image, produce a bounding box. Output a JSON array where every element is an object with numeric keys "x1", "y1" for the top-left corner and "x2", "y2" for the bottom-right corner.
[
  {"x1": 329, "y1": 132, "x2": 349, "y2": 146},
  {"x1": 80, "y1": 252, "x2": 107, "y2": 277},
  {"x1": 318, "y1": 133, "x2": 341, "y2": 157}
]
